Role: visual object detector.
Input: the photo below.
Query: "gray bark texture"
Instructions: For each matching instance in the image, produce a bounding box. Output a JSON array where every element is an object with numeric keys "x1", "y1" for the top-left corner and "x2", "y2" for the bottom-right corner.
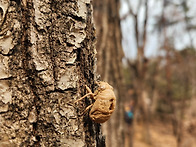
[{"x1": 0, "y1": 0, "x2": 104, "y2": 146}]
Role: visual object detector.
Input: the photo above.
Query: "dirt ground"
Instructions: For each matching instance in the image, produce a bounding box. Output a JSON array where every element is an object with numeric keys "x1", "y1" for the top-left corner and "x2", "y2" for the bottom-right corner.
[{"x1": 133, "y1": 120, "x2": 196, "y2": 147}]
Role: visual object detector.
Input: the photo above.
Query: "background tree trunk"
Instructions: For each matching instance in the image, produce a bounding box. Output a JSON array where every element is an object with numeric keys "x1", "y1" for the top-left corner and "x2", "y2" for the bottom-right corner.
[
  {"x1": 93, "y1": 0, "x2": 125, "y2": 147},
  {"x1": 0, "y1": 0, "x2": 104, "y2": 146}
]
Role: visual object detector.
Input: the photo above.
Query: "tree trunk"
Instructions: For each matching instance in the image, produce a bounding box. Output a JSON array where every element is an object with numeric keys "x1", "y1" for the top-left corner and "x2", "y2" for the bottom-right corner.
[
  {"x1": 0, "y1": 0, "x2": 104, "y2": 146},
  {"x1": 93, "y1": 0, "x2": 125, "y2": 147}
]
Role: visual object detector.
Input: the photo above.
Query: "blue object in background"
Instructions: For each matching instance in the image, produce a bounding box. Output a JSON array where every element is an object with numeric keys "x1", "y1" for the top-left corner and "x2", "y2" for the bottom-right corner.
[
  {"x1": 124, "y1": 109, "x2": 134, "y2": 125},
  {"x1": 127, "y1": 111, "x2": 134, "y2": 119}
]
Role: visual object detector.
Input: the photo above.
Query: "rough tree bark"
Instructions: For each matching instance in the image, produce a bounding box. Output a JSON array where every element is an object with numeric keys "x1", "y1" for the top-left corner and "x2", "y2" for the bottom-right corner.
[
  {"x1": 0, "y1": 0, "x2": 104, "y2": 146},
  {"x1": 93, "y1": 0, "x2": 125, "y2": 147}
]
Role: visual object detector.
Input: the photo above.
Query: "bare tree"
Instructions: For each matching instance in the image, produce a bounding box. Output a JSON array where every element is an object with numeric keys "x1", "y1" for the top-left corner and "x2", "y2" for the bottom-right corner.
[
  {"x1": 93, "y1": 0, "x2": 125, "y2": 146},
  {"x1": 121, "y1": 0, "x2": 151, "y2": 144}
]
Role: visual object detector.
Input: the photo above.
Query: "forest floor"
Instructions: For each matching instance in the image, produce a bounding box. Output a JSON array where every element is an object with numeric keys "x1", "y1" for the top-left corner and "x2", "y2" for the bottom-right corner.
[{"x1": 133, "y1": 119, "x2": 196, "y2": 147}]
